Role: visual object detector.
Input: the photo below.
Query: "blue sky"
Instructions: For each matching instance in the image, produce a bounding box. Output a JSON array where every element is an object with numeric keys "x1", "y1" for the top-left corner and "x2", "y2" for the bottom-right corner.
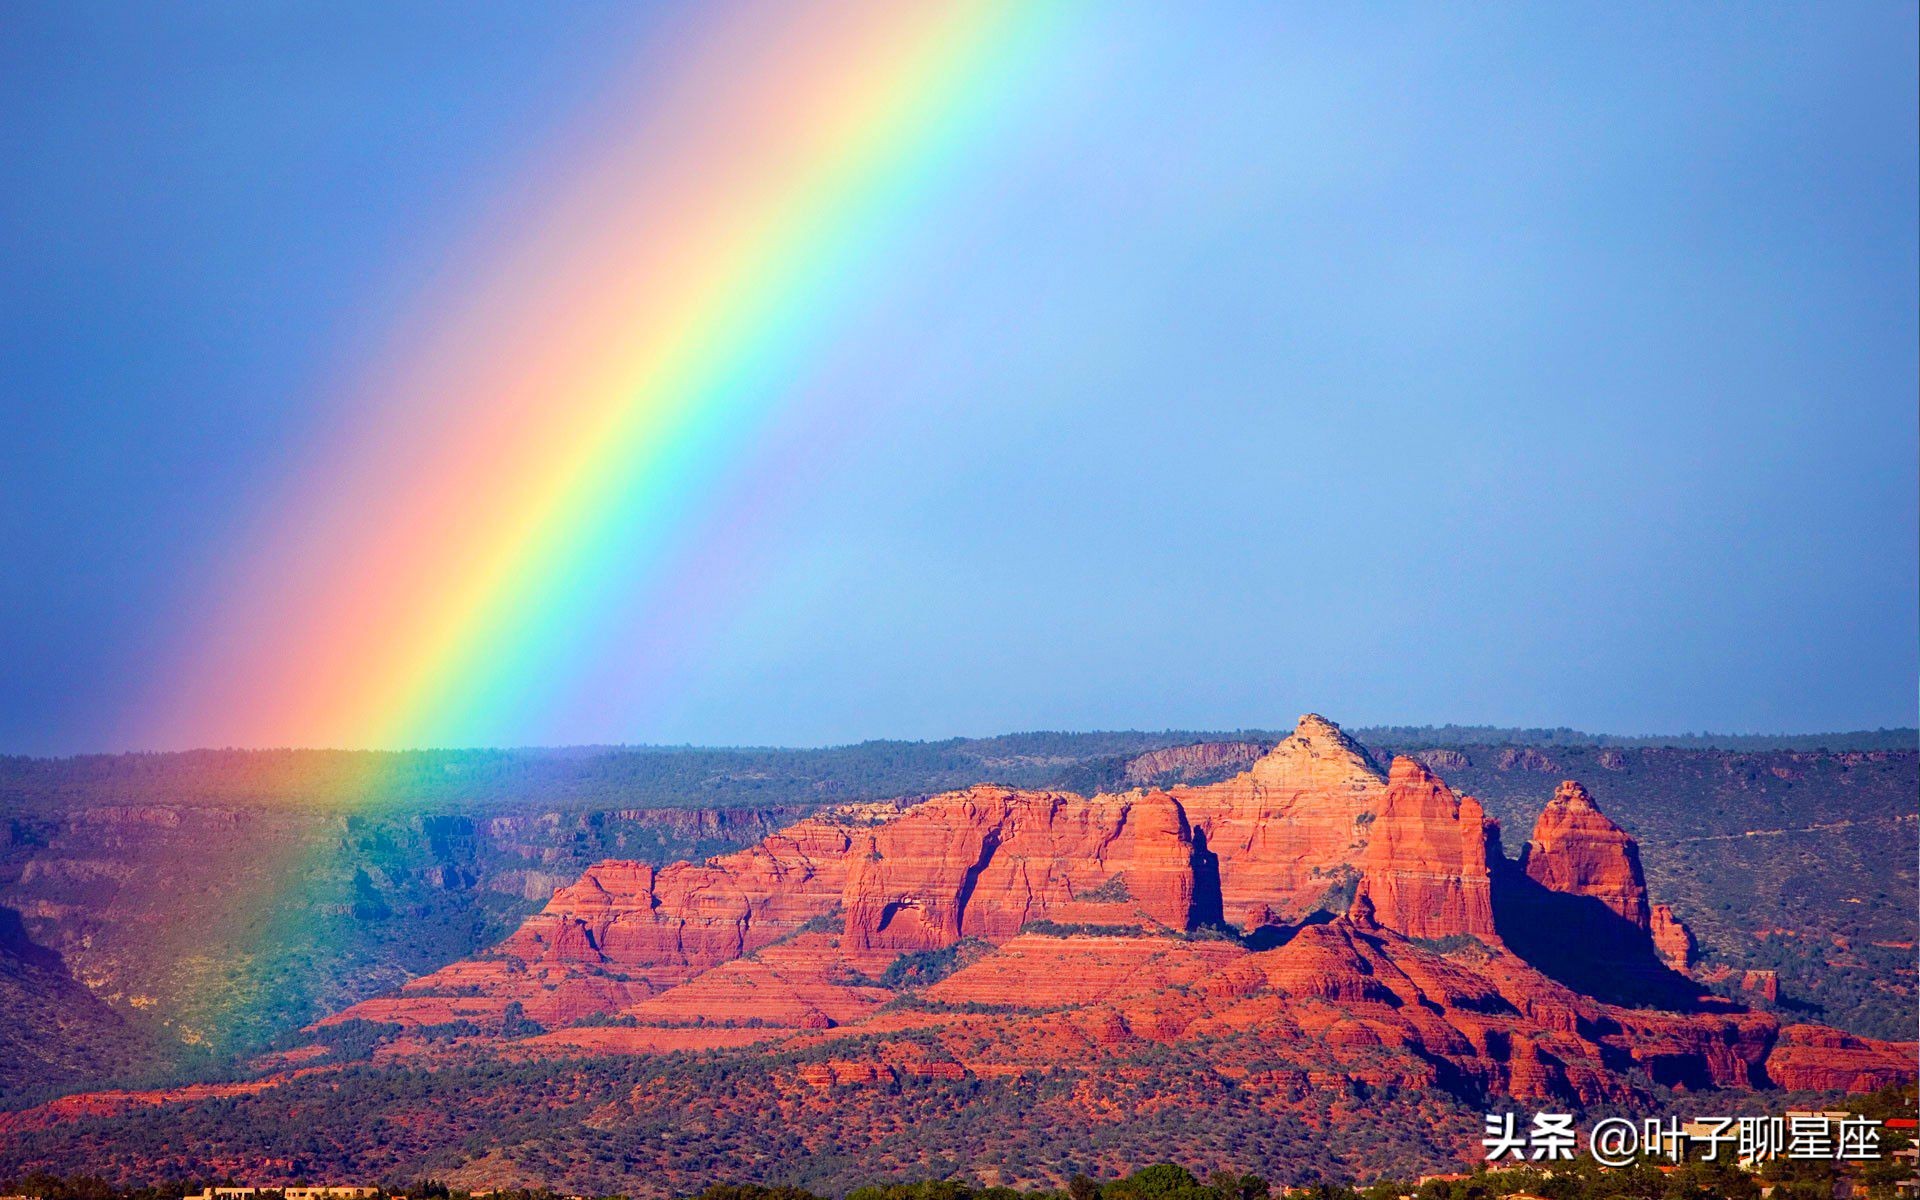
[{"x1": 2, "y1": 3, "x2": 1915, "y2": 753}]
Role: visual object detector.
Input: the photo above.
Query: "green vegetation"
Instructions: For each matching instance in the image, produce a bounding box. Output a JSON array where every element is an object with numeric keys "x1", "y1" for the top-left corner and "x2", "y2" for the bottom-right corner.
[
  {"x1": 1019, "y1": 921, "x2": 1151, "y2": 939},
  {"x1": 11, "y1": 1120, "x2": 1919, "y2": 1200},
  {"x1": 4, "y1": 727, "x2": 1909, "y2": 818},
  {"x1": 880, "y1": 940, "x2": 990, "y2": 989},
  {"x1": 1360, "y1": 726, "x2": 1918, "y2": 752},
  {"x1": 14, "y1": 1040, "x2": 1911, "y2": 1196},
  {"x1": 299, "y1": 1019, "x2": 405, "y2": 1062},
  {"x1": 1409, "y1": 936, "x2": 1488, "y2": 955},
  {"x1": 499, "y1": 1001, "x2": 546, "y2": 1039}
]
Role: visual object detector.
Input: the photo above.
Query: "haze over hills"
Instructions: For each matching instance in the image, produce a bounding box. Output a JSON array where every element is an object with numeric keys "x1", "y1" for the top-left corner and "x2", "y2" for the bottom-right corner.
[
  {"x1": 0, "y1": 716, "x2": 1912, "y2": 1191},
  {"x1": 4, "y1": 723, "x2": 1912, "y2": 813}
]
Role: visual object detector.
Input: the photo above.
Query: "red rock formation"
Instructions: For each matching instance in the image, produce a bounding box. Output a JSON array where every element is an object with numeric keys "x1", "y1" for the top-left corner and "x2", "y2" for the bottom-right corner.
[
  {"x1": 44, "y1": 903, "x2": 1905, "y2": 1148},
  {"x1": 842, "y1": 787, "x2": 1200, "y2": 967},
  {"x1": 511, "y1": 809, "x2": 887, "y2": 983},
  {"x1": 1171, "y1": 714, "x2": 1386, "y2": 927},
  {"x1": 0, "y1": 1075, "x2": 319, "y2": 1136},
  {"x1": 13, "y1": 726, "x2": 1920, "y2": 1195},
  {"x1": 328, "y1": 805, "x2": 896, "y2": 1028},
  {"x1": 519, "y1": 1024, "x2": 783, "y2": 1056},
  {"x1": 1351, "y1": 758, "x2": 1498, "y2": 941},
  {"x1": 1741, "y1": 969, "x2": 1780, "y2": 1003},
  {"x1": 333, "y1": 786, "x2": 1212, "y2": 1024},
  {"x1": 1519, "y1": 781, "x2": 1650, "y2": 930},
  {"x1": 781, "y1": 911, "x2": 1897, "y2": 1107},
  {"x1": 1766, "y1": 1025, "x2": 1915, "y2": 1091},
  {"x1": 922, "y1": 932, "x2": 1241, "y2": 1009},
  {"x1": 618, "y1": 933, "x2": 891, "y2": 1029},
  {"x1": 1651, "y1": 903, "x2": 1696, "y2": 971}
]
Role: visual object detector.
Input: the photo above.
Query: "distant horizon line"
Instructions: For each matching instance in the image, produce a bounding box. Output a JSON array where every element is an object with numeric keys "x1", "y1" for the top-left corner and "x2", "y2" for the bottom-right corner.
[{"x1": 6, "y1": 720, "x2": 1917, "y2": 762}]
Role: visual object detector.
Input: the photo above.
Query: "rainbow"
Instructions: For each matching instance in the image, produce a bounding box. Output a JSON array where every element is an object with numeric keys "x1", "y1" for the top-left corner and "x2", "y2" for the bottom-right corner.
[{"x1": 142, "y1": 1, "x2": 1082, "y2": 751}]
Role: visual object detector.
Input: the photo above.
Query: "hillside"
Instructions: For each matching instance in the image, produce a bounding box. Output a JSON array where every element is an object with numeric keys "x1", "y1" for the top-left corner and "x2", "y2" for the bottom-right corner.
[{"x1": 0, "y1": 907, "x2": 165, "y2": 1102}]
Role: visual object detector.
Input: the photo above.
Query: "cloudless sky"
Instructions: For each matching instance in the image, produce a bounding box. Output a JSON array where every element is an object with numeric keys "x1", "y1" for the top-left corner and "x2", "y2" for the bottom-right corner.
[{"x1": 2, "y1": 2, "x2": 1915, "y2": 753}]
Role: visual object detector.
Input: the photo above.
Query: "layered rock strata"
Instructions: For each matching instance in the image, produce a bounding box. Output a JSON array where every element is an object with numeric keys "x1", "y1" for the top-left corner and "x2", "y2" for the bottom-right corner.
[
  {"x1": 1351, "y1": 758, "x2": 1498, "y2": 941},
  {"x1": 1170, "y1": 713, "x2": 1386, "y2": 928},
  {"x1": 842, "y1": 787, "x2": 1202, "y2": 967},
  {"x1": 1519, "y1": 780, "x2": 1650, "y2": 929}
]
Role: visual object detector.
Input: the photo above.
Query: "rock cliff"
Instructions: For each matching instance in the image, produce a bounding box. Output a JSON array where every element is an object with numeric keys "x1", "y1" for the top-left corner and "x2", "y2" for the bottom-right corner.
[
  {"x1": 341, "y1": 805, "x2": 896, "y2": 1028},
  {"x1": 1519, "y1": 780, "x2": 1650, "y2": 929},
  {"x1": 1123, "y1": 741, "x2": 1268, "y2": 785},
  {"x1": 1351, "y1": 757, "x2": 1498, "y2": 941},
  {"x1": 1171, "y1": 714, "x2": 1386, "y2": 928},
  {"x1": 843, "y1": 787, "x2": 1203, "y2": 966},
  {"x1": 1651, "y1": 902, "x2": 1696, "y2": 971}
]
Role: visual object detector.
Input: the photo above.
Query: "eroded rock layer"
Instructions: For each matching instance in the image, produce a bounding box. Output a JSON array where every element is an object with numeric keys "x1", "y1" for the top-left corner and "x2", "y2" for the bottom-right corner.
[
  {"x1": 1171, "y1": 714, "x2": 1385, "y2": 928},
  {"x1": 1651, "y1": 902, "x2": 1697, "y2": 971},
  {"x1": 1351, "y1": 758, "x2": 1498, "y2": 941},
  {"x1": 1520, "y1": 780, "x2": 1651, "y2": 930},
  {"x1": 842, "y1": 787, "x2": 1201, "y2": 967}
]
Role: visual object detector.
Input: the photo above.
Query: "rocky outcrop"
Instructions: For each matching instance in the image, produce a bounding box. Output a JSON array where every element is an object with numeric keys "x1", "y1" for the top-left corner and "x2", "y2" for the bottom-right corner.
[
  {"x1": 329, "y1": 806, "x2": 896, "y2": 1028},
  {"x1": 1493, "y1": 783, "x2": 1693, "y2": 1010},
  {"x1": 1124, "y1": 741, "x2": 1268, "y2": 785},
  {"x1": 921, "y1": 931, "x2": 1242, "y2": 1009},
  {"x1": 1171, "y1": 714, "x2": 1387, "y2": 928},
  {"x1": 1651, "y1": 903, "x2": 1696, "y2": 971},
  {"x1": 1766, "y1": 1025, "x2": 1916, "y2": 1091},
  {"x1": 1351, "y1": 758, "x2": 1498, "y2": 941},
  {"x1": 617, "y1": 933, "x2": 892, "y2": 1030},
  {"x1": 1742, "y1": 969, "x2": 1780, "y2": 1003},
  {"x1": 843, "y1": 787, "x2": 1203, "y2": 966},
  {"x1": 1413, "y1": 749, "x2": 1472, "y2": 772},
  {"x1": 500, "y1": 814, "x2": 866, "y2": 980},
  {"x1": 331, "y1": 786, "x2": 1218, "y2": 1025},
  {"x1": 1497, "y1": 747, "x2": 1557, "y2": 771},
  {"x1": 338, "y1": 717, "x2": 1394, "y2": 1028},
  {"x1": 1518, "y1": 781, "x2": 1650, "y2": 930}
]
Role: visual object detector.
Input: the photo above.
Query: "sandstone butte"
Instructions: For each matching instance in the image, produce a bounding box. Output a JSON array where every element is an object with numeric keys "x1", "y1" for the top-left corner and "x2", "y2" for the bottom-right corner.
[
  {"x1": 1518, "y1": 779, "x2": 1650, "y2": 930},
  {"x1": 116, "y1": 714, "x2": 1886, "y2": 1121}
]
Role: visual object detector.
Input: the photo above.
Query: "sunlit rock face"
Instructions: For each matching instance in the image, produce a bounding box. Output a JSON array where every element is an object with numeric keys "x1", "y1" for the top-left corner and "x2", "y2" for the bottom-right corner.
[
  {"x1": 1519, "y1": 779, "x2": 1651, "y2": 930},
  {"x1": 1350, "y1": 756, "x2": 1499, "y2": 942}
]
